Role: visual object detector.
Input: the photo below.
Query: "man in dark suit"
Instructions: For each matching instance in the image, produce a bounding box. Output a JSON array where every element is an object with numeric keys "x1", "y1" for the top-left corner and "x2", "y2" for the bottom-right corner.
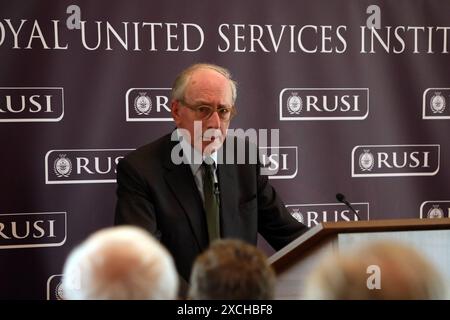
[{"x1": 115, "y1": 63, "x2": 306, "y2": 288}]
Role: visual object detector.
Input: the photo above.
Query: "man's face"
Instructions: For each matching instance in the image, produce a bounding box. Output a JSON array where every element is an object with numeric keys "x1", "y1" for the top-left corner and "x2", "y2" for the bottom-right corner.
[{"x1": 171, "y1": 68, "x2": 234, "y2": 154}]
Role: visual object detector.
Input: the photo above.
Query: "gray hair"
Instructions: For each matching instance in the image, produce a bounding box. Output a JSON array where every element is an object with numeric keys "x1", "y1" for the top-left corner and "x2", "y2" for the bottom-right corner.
[
  {"x1": 171, "y1": 63, "x2": 238, "y2": 105},
  {"x1": 62, "y1": 226, "x2": 178, "y2": 300},
  {"x1": 303, "y1": 240, "x2": 447, "y2": 300},
  {"x1": 188, "y1": 239, "x2": 275, "y2": 300}
]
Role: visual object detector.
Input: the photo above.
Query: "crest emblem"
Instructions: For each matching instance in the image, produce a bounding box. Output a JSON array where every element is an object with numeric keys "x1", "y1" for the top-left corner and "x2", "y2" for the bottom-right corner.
[
  {"x1": 287, "y1": 92, "x2": 302, "y2": 114},
  {"x1": 359, "y1": 149, "x2": 374, "y2": 171},
  {"x1": 54, "y1": 154, "x2": 72, "y2": 178},
  {"x1": 427, "y1": 205, "x2": 444, "y2": 219},
  {"x1": 430, "y1": 92, "x2": 446, "y2": 114},
  {"x1": 55, "y1": 282, "x2": 65, "y2": 300},
  {"x1": 290, "y1": 208, "x2": 304, "y2": 224},
  {"x1": 134, "y1": 92, "x2": 152, "y2": 115}
]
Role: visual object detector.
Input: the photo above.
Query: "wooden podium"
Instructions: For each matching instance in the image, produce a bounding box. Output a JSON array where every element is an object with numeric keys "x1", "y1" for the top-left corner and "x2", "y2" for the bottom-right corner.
[{"x1": 268, "y1": 219, "x2": 450, "y2": 299}]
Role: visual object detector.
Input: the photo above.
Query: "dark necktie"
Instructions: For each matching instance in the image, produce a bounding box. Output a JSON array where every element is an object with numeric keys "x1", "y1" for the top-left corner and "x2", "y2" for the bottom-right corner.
[{"x1": 202, "y1": 162, "x2": 220, "y2": 242}]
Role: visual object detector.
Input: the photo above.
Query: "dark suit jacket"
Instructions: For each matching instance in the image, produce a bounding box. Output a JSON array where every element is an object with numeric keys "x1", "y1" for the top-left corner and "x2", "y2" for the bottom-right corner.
[{"x1": 114, "y1": 133, "x2": 306, "y2": 283}]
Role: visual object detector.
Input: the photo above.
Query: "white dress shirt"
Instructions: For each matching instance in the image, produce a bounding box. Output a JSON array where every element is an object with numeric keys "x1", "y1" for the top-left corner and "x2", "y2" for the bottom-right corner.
[{"x1": 178, "y1": 129, "x2": 218, "y2": 203}]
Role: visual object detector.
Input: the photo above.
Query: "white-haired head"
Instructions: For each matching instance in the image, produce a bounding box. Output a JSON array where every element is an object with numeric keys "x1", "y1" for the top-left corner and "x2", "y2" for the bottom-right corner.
[
  {"x1": 62, "y1": 226, "x2": 178, "y2": 300},
  {"x1": 171, "y1": 63, "x2": 238, "y2": 105},
  {"x1": 303, "y1": 240, "x2": 446, "y2": 300}
]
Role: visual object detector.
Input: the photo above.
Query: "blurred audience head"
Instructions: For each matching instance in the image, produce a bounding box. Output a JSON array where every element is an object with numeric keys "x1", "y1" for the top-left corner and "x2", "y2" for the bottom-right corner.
[
  {"x1": 62, "y1": 226, "x2": 178, "y2": 300},
  {"x1": 303, "y1": 240, "x2": 446, "y2": 300},
  {"x1": 188, "y1": 239, "x2": 276, "y2": 300}
]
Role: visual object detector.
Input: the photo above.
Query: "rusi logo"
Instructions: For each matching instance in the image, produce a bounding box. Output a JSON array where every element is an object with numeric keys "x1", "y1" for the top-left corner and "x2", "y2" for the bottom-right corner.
[
  {"x1": 45, "y1": 149, "x2": 133, "y2": 184},
  {"x1": 423, "y1": 88, "x2": 450, "y2": 119},
  {"x1": 0, "y1": 212, "x2": 66, "y2": 249},
  {"x1": 286, "y1": 203, "x2": 369, "y2": 228},
  {"x1": 259, "y1": 146, "x2": 298, "y2": 179},
  {"x1": 0, "y1": 87, "x2": 64, "y2": 122},
  {"x1": 420, "y1": 201, "x2": 450, "y2": 219},
  {"x1": 279, "y1": 88, "x2": 369, "y2": 120},
  {"x1": 47, "y1": 275, "x2": 64, "y2": 300},
  {"x1": 352, "y1": 144, "x2": 440, "y2": 177},
  {"x1": 126, "y1": 88, "x2": 172, "y2": 121}
]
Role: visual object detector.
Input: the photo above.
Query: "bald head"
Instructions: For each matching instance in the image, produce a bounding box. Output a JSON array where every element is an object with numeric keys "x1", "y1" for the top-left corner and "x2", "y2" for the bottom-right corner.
[
  {"x1": 303, "y1": 241, "x2": 446, "y2": 300},
  {"x1": 62, "y1": 226, "x2": 178, "y2": 300},
  {"x1": 171, "y1": 63, "x2": 237, "y2": 105}
]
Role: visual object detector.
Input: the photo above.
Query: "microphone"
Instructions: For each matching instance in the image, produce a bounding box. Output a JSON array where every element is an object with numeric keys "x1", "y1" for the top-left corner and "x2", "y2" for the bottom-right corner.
[
  {"x1": 214, "y1": 183, "x2": 221, "y2": 205},
  {"x1": 336, "y1": 193, "x2": 361, "y2": 221},
  {"x1": 213, "y1": 183, "x2": 220, "y2": 196}
]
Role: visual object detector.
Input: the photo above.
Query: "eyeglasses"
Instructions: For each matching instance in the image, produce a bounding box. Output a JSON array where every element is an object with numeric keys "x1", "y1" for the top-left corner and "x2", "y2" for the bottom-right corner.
[{"x1": 178, "y1": 99, "x2": 236, "y2": 121}]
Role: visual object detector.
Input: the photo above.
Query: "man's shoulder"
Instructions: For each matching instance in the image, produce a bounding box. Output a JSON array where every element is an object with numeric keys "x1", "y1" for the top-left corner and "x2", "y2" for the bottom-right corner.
[{"x1": 122, "y1": 133, "x2": 174, "y2": 166}]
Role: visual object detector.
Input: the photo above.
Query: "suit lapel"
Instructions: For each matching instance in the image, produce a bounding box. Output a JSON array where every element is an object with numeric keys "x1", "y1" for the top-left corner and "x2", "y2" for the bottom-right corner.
[
  {"x1": 217, "y1": 138, "x2": 241, "y2": 238},
  {"x1": 162, "y1": 137, "x2": 209, "y2": 251}
]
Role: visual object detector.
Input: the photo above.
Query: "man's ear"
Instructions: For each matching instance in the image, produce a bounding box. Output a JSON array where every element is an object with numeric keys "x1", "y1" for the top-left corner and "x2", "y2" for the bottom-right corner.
[{"x1": 171, "y1": 100, "x2": 181, "y2": 125}]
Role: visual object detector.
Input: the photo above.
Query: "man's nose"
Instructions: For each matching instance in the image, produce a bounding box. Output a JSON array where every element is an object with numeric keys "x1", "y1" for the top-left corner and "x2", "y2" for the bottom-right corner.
[{"x1": 206, "y1": 111, "x2": 221, "y2": 128}]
